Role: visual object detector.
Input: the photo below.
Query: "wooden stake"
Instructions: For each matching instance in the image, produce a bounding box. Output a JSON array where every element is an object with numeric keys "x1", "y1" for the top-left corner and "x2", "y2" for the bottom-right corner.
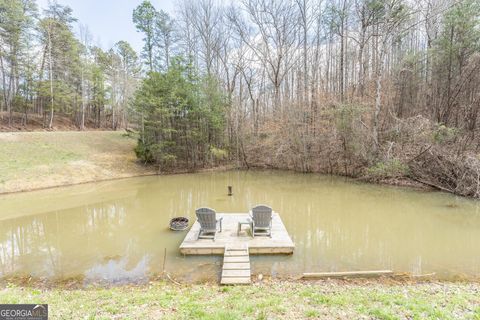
[{"x1": 162, "y1": 248, "x2": 167, "y2": 274}]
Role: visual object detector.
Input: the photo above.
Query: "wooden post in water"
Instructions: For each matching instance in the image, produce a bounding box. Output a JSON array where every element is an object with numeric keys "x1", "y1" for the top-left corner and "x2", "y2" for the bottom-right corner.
[{"x1": 228, "y1": 186, "x2": 233, "y2": 196}]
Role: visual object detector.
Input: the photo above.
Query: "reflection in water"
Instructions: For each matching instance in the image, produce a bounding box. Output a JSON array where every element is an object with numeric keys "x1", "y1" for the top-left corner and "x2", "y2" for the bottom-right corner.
[
  {"x1": 85, "y1": 255, "x2": 149, "y2": 284},
  {"x1": 0, "y1": 170, "x2": 479, "y2": 283}
]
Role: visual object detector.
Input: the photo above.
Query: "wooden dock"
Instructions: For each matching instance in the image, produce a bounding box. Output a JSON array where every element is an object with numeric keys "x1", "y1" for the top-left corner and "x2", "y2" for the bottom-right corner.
[
  {"x1": 221, "y1": 244, "x2": 251, "y2": 285},
  {"x1": 179, "y1": 213, "x2": 294, "y2": 255}
]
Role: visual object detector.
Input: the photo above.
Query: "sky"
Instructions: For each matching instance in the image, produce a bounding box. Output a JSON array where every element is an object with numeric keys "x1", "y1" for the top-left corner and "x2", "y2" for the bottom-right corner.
[{"x1": 36, "y1": 0, "x2": 175, "y2": 53}]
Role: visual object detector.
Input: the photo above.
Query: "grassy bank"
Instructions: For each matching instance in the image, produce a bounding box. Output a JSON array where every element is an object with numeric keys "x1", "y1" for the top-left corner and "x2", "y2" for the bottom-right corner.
[
  {"x1": 0, "y1": 131, "x2": 154, "y2": 193},
  {"x1": 1, "y1": 280, "x2": 479, "y2": 319},
  {"x1": 0, "y1": 130, "x2": 430, "y2": 195}
]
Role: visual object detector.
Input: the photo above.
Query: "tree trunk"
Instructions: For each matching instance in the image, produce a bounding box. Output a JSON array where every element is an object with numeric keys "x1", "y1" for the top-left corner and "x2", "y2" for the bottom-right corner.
[{"x1": 48, "y1": 27, "x2": 54, "y2": 129}]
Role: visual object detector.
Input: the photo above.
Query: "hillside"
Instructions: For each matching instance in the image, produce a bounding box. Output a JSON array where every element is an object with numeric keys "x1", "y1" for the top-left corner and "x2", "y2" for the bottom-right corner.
[{"x1": 0, "y1": 131, "x2": 154, "y2": 194}]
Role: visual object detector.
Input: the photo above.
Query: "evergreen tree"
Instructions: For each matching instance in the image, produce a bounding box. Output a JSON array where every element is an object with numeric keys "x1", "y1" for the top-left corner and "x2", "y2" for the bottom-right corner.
[
  {"x1": 430, "y1": 0, "x2": 480, "y2": 126},
  {"x1": 0, "y1": 0, "x2": 37, "y2": 125},
  {"x1": 133, "y1": 58, "x2": 226, "y2": 169},
  {"x1": 132, "y1": 0, "x2": 158, "y2": 72},
  {"x1": 38, "y1": 2, "x2": 80, "y2": 128}
]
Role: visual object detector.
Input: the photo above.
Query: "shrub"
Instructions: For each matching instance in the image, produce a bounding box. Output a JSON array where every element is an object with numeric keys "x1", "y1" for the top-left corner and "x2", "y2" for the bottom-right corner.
[
  {"x1": 134, "y1": 139, "x2": 155, "y2": 163},
  {"x1": 432, "y1": 124, "x2": 458, "y2": 144},
  {"x1": 160, "y1": 154, "x2": 177, "y2": 167},
  {"x1": 333, "y1": 104, "x2": 365, "y2": 136},
  {"x1": 210, "y1": 146, "x2": 228, "y2": 161},
  {"x1": 367, "y1": 159, "x2": 409, "y2": 179}
]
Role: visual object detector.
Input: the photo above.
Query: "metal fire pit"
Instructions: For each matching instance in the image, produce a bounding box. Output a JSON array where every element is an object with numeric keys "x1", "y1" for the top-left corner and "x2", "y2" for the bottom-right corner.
[{"x1": 169, "y1": 217, "x2": 189, "y2": 231}]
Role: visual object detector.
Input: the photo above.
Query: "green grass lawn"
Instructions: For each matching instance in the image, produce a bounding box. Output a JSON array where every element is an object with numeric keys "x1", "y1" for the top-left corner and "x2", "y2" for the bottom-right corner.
[
  {"x1": 0, "y1": 131, "x2": 153, "y2": 193},
  {"x1": 1, "y1": 281, "x2": 479, "y2": 319},
  {"x1": 0, "y1": 136, "x2": 80, "y2": 181}
]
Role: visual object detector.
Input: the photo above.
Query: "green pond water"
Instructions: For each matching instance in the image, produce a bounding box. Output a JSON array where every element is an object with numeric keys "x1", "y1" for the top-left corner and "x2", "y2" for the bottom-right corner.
[{"x1": 0, "y1": 170, "x2": 479, "y2": 283}]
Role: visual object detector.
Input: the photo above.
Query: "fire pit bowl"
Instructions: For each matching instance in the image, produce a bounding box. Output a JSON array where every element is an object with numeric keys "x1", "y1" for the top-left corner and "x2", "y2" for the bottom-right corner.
[{"x1": 169, "y1": 217, "x2": 189, "y2": 231}]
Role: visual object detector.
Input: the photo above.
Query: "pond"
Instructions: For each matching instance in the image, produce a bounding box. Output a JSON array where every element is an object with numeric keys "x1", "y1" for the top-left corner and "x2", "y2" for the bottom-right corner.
[{"x1": 0, "y1": 170, "x2": 479, "y2": 284}]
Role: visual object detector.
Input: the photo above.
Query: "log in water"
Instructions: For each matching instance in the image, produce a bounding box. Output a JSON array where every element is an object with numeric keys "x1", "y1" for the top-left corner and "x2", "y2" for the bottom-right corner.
[{"x1": 302, "y1": 270, "x2": 394, "y2": 279}]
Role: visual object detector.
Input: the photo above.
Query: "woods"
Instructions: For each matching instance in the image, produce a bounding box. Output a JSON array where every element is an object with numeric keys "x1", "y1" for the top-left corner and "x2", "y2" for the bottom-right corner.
[
  {"x1": 1, "y1": 0, "x2": 480, "y2": 197},
  {"x1": 0, "y1": 0, "x2": 140, "y2": 130},
  {"x1": 130, "y1": 0, "x2": 480, "y2": 197}
]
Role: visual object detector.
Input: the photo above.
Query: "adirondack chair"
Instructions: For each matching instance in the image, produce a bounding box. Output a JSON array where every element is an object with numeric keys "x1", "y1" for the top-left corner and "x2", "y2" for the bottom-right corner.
[
  {"x1": 195, "y1": 207, "x2": 223, "y2": 241},
  {"x1": 250, "y1": 205, "x2": 273, "y2": 237}
]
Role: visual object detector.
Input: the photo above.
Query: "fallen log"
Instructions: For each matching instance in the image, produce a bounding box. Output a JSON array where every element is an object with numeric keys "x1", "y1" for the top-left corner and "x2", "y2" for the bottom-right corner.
[
  {"x1": 302, "y1": 270, "x2": 393, "y2": 279},
  {"x1": 408, "y1": 176, "x2": 455, "y2": 194}
]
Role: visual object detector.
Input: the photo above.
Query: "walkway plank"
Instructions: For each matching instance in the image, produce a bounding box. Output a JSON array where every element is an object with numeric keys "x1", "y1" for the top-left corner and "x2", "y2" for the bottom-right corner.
[
  {"x1": 224, "y1": 251, "x2": 249, "y2": 257},
  {"x1": 220, "y1": 277, "x2": 251, "y2": 285},
  {"x1": 221, "y1": 244, "x2": 251, "y2": 285},
  {"x1": 223, "y1": 256, "x2": 250, "y2": 263},
  {"x1": 222, "y1": 269, "x2": 251, "y2": 277},
  {"x1": 222, "y1": 262, "x2": 250, "y2": 270}
]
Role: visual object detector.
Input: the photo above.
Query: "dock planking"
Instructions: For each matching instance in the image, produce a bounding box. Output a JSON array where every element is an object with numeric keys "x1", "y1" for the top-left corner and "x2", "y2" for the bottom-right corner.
[{"x1": 179, "y1": 213, "x2": 295, "y2": 255}]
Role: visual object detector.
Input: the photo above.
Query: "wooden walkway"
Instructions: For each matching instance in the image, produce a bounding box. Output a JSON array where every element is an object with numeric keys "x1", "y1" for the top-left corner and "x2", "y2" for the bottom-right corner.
[
  {"x1": 179, "y1": 213, "x2": 294, "y2": 255},
  {"x1": 221, "y1": 244, "x2": 251, "y2": 285}
]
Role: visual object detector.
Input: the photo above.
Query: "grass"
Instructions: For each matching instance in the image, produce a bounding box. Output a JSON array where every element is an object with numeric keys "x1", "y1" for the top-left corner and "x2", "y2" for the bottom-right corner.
[
  {"x1": 0, "y1": 281, "x2": 479, "y2": 319},
  {"x1": 0, "y1": 131, "x2": 154, "y2": 193},
  {"x1": 0, "y1": 138, "x2": 80, "y2": 178}
]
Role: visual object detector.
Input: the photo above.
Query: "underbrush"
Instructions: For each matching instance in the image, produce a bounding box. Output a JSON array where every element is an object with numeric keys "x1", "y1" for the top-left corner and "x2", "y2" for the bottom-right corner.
[{"x1": 242, "y1": 114, "x2": 480, "y2": 199}]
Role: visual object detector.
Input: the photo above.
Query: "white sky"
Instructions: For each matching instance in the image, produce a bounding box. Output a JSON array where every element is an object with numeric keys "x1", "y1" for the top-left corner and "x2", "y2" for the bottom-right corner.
[{"x1": 36, "y1": 0, "x2": 176, "y2": 53}]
